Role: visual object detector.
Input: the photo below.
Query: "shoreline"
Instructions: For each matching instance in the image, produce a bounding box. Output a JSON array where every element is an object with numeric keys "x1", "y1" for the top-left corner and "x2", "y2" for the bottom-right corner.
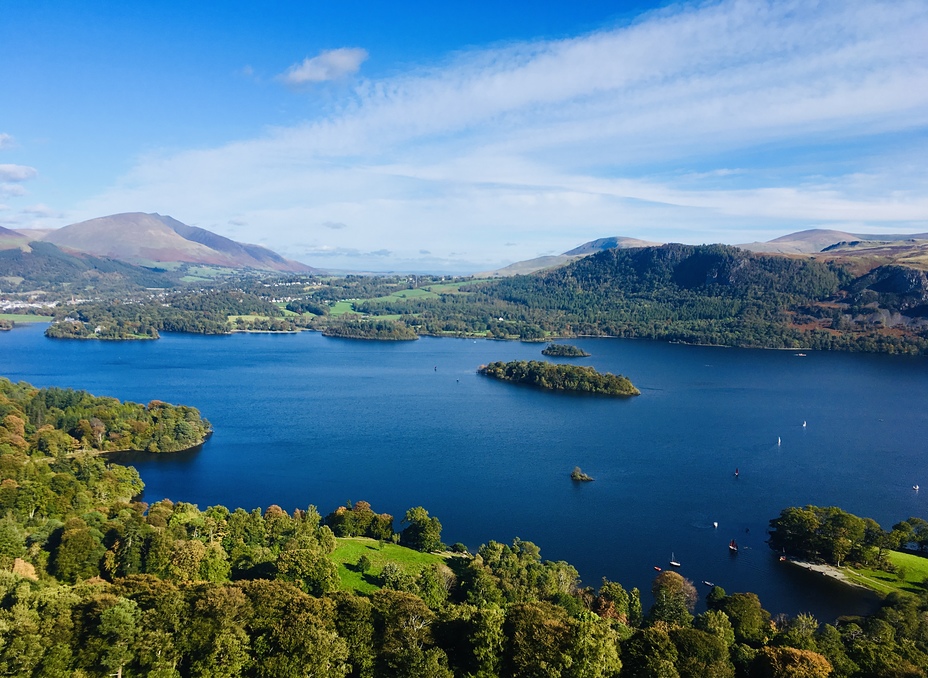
[{"x1": 784, "y1": 559, "x2": 876, "y2": 594}]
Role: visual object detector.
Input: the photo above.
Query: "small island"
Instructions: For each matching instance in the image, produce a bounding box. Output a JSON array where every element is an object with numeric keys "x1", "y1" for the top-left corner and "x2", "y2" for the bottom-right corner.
[
  {"x1": 571, "y1": 466, "x2": 594, "y2": 481},
  {"x1": 477, "y1": 360, "x2": 640, "y2": 396},
  {"x1": 542, "y1": 343, "x2": 590, "y2": 357}
]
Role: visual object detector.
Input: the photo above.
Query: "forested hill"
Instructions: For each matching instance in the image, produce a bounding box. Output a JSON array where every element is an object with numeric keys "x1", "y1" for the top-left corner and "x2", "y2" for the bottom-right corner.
[
  {"x1": 492, "y1": 244, "x2": 844, "y2": 309},
  {"x1": 475, "y1": 244, "x2": 928, "y2": 353},
  {"x1": 0, "y1": 241, "x2": 177, "y2": 291}
]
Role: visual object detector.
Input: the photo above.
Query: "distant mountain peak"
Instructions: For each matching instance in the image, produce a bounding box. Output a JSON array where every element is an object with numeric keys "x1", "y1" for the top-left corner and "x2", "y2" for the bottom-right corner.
[
  {"x1": 36, "y1": 212, "x2": 317, "y2": 273},
  {"x1": 563, "y1": 236, "x2": 661, "y2": 256}
]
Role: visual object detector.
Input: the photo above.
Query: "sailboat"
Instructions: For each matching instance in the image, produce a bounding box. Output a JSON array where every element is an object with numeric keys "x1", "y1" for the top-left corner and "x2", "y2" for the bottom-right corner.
[
  {"x1": 729, "y1": 539, "x2": 738, "y2": 553},
  {"x1": 777, "y1": 436, "x2": 781, "y2": 446},
  {"x1": 669, "y1": 553, "x2": 681, "y2": 567}
]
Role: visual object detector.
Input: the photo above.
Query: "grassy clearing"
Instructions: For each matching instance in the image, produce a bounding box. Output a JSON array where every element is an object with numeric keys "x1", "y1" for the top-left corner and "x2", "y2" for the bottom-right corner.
[
  {"x1": 329, "y1": 301, "x2": 357, "y2": 317},
  {"x1": 0, "y1": 313, "x2": 50, "y2": 322},
  {"x1": 846, "y1": 551, "x2": 928, "y2": 596},
  {"x1": 371, "y1": 288, "x2": 438, "y2": 301},
  {"x1": 227, "y1": 314, "x2": 275, "y2": 322},
  {"x1": 425, "y1": 279, "x2": 491, "y2": 293},
  {"x1": 330, "y1": 537, "x2": 446, "y2": 594}
]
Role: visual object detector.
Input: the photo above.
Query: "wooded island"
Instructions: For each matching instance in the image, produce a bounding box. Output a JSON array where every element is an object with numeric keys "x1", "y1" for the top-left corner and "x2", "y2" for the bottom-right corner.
[
  {"x1": 542, "y1": 343, "x2": 590, "y2": 357},
  {"x1": 478, "y1": 360, "x2": 640, "y2": 396}
]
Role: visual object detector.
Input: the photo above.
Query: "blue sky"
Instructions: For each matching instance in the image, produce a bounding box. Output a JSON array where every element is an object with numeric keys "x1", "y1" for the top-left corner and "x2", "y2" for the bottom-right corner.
[{"x1": 2, "y1": 0, "x2": 927, "y2": 273}]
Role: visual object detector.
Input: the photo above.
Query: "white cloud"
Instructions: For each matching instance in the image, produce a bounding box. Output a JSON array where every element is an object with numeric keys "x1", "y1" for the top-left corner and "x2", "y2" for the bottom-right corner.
[
  {"x1": 73, "y1": 0, "x2": 928, "y2": 271},
  {"x1": 0, "y1": 134, "x2": 14, "y2": 150},
  {"x1": 278, "y1": 48, "x2": 368, "y2": 85},
  {"x1": 0, "y1": 164, "x2": 37, "y2": 182},
  {"x1": 0, "y1": 164, "x2": 39, "y2": 201}
]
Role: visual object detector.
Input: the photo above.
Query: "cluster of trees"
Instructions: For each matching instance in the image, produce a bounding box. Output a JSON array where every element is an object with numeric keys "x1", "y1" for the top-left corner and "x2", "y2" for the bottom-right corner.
[
  {"x1": 478, "y1": 360, "x2": 640, "y2": 396},
  {"x1": 321, "y1": 319, "x2": 419, "y2": 341},
  {"x1": 231, "y1": 316, "x2": 302, "y2": 332},
  {"x1": 541, "y1": 344, "x2": 590, "y2": 357},
  {"x1": 769, "y1": 505, "x2": 928, "y2": 567},
  {"x1": 0, "y1": 378, "x2": 211, "y2": 454},
  {"x1": 324, "y1": 501, "x2": 394, "y2": 541}
]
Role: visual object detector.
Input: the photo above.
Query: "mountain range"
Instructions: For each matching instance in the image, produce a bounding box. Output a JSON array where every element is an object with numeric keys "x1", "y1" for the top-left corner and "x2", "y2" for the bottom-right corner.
[
  {"x1": 3, "y1": 212, "x2": 927, "y2": 281},
  {"x1": 0, "y1": 212, "x2": 315, "y2": 274},
  {"x1": 482, "y1": 229, "x2": 928, "y2": 276}
]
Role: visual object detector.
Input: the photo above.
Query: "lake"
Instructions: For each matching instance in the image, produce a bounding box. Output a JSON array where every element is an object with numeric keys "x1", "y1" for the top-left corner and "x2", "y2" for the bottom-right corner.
[{"x1": 4, "y1": 322, "x2": 927, "y2": 620}]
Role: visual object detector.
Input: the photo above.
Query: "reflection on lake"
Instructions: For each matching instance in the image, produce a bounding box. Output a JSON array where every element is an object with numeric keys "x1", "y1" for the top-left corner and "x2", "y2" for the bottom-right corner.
[{"x1": 5, "y1": 323, "x2": 926, "y2": 619}]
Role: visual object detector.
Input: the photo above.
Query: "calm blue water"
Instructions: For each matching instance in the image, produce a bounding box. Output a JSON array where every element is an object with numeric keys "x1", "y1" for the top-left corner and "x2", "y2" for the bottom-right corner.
[{"x1": 4, "y1": 323, "x2": 927, "y2": 620}]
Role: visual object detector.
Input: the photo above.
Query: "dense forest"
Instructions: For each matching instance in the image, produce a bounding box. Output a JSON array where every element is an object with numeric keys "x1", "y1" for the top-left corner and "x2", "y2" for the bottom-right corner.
[
  {"x1": 2, "y1": 382, "x2": 928, "y2": 675},
  {"x1": 321, "y1": 319, "x2": 419, "y2": 341},
  {"x1": 478, "y1": 361, "x2": 639, "y2": 396}
]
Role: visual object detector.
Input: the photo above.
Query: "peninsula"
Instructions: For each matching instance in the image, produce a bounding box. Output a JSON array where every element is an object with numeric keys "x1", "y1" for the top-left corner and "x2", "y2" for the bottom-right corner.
[
  {"x1": 0, "y1": 377, "x2": 212, "y2": 454},
  {"x1": 477, "y1": 360, "x2": 639, "y2": 396}
]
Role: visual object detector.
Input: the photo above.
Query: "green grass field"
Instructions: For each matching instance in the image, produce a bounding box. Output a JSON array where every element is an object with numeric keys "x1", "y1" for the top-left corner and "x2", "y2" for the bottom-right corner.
[
  {"x1": 329, "y1": 300, "x2": 357, "y2": 316},
  {"x1": 329, "y1": 537, "x2": 447, "y2": 594},
  {"x1": 0, "y1": 313, "x2": 50, "y2": 322},
  {"x1": 845, "y1": 550, "x2": 928, "y2": 596}
]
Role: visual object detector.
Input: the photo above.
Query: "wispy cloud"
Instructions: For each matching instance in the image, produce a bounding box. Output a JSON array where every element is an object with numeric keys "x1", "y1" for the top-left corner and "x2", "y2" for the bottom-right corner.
[
  {"x1": 0, "y1": 163, "x2": 38, "y2": 199},
  {"x1": 21, "y1": 203, "x2": 62, "y2": 218},
  {"x1": 71, "y1": 0, "x2": 928, "y2": 271},
  {"x1": 0, "y1": 164, "x2": 37, "y2": 182},
  {"x1": 278, "y1": 48, "x2": 368, "y2": 86},
  {"x1": 0, "y1": 134, "x2": 14, "y2": 150}
]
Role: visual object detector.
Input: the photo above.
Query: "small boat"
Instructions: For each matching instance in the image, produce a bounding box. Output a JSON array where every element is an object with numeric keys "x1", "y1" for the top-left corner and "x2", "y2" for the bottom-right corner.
[
  {"x1": 795, "y1": 353, "x2": 807, "y2": 357},
  {"x1": 779, "y1": 555, "x2": 787, "y2": 561},
  {"x1": 702, "y1": 580, "x2": 714, "y2": 587},
  {"x1": 777, "y1": 436, "x2": 781, "y2": 446},
  {"x1": 713, "y1": 521, "x2": 718, "y2": 528},
  {"x1": 914, "y1": 485, "x2": 920, "y2": 492},
  {"x1": 729, "y1": 539, "x2": 738, "y2": 553},
  {"x1": 734, "y1": 468, "x2": 739, "y2": 478},
  {"x1": 802, "y1": 421, "x2": 807, "y2": 428},
  {"x1": 653, "y1": 566, "x2": 662, "y2": 572},
  {"x1": 669, "y1": 553, "x2": 681, "y2": 567}
]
